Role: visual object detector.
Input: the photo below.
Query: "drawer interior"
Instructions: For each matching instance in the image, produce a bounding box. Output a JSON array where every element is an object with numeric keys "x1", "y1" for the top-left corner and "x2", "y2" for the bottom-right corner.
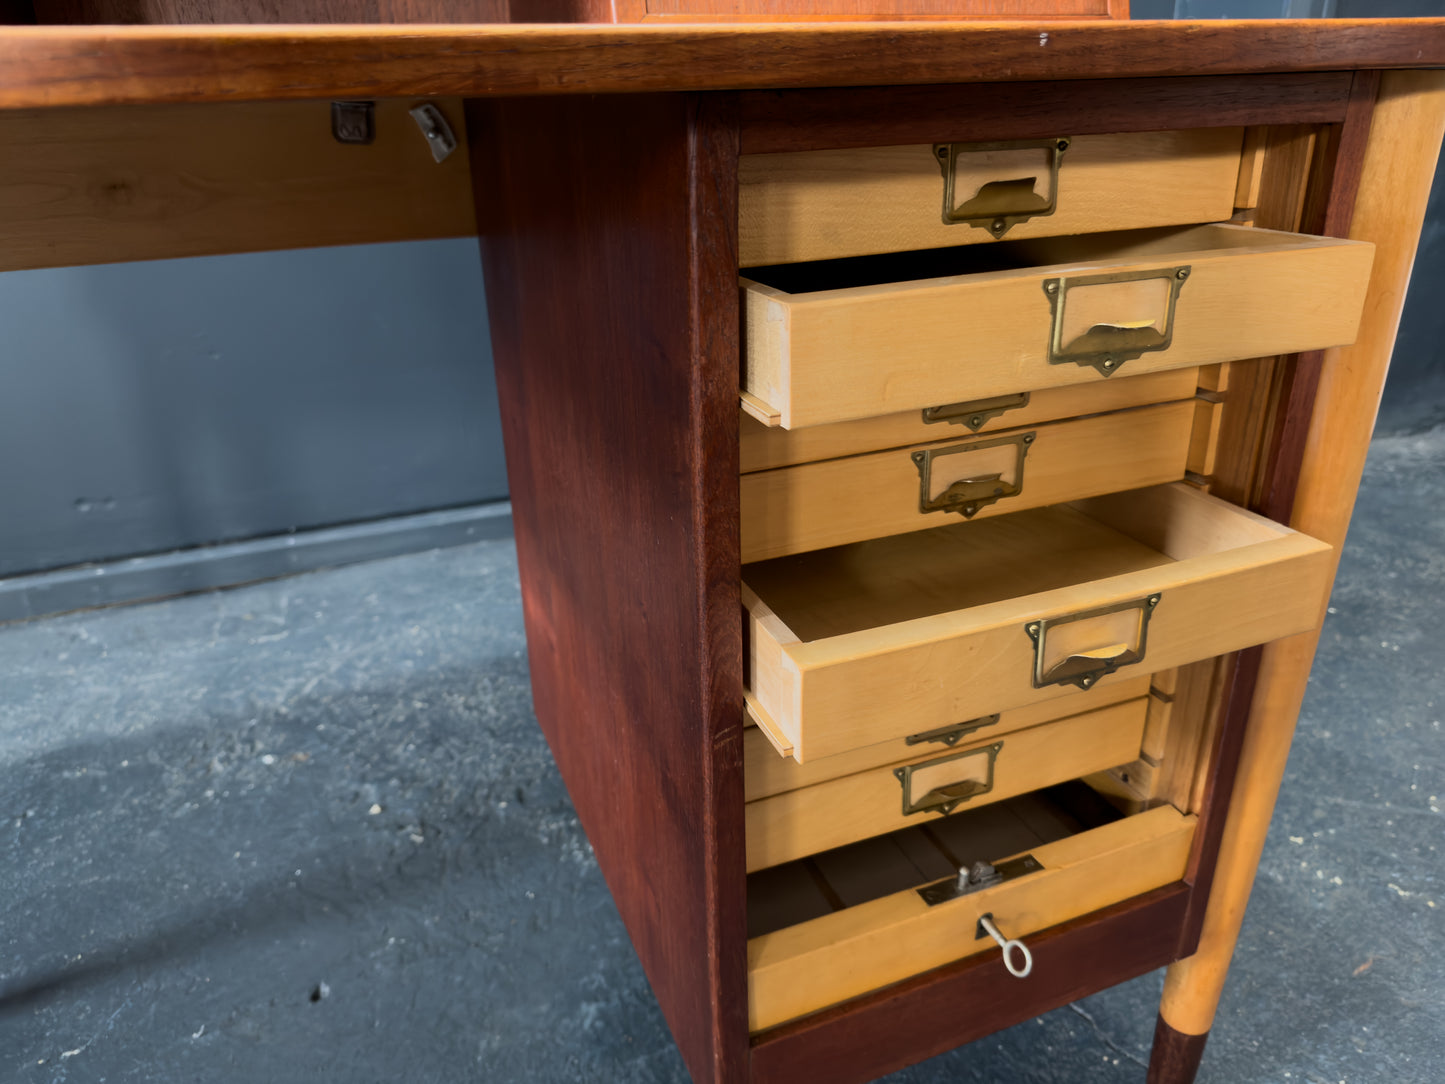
[
  {"x1": 742, "y1": 223, "x2": 1326, "y2": 295},
  {"x1": 748, "y1": 780, "x2": 1122, "y2": 939}
]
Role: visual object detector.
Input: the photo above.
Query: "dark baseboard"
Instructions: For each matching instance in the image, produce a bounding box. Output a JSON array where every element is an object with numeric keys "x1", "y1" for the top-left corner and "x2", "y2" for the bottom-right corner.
[{"x1": 0, "y1": 502, "x2": 512, "y2": 624}]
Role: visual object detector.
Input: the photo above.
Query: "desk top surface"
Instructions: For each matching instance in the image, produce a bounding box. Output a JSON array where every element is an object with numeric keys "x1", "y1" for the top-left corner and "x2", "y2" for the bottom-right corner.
[{"x1": 0, "y1": 17, "x2": 1442, "y2": 110}]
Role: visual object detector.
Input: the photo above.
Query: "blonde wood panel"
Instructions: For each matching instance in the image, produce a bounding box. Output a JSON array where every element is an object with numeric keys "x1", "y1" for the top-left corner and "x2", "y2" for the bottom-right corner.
[
  {"x1": 1233, "y1": 127, "x2": 1266, "y2": 210},
  {"x1": 743, "y1": 224, "x2": 1375, "y2": 429},
  {"x1": 0, "y1": 98, "x2": 476, "y2": 271},
  {"x1": 742, "y1": 674, "x2": 1150, "y2": 801},
  {"x1": 744, "y1": 483, "x2": 1333, "y2": 761},
  {"x1": 748, "y1": 804, "x2": 1196, "y2": 1031},
  {"x1": 739, "y1": 367, "x2": 1196, "y2": 471},
  {"x1": 1161, "y1": 71, "x2": 1445, "y2": 1038},
  {"x1": 1186, "y1": 396, "x2": 1224, "y2": 477},
  {"x1": 745, "y1": 697, "x2": 1147, "y2": 872},
  {"x1": 738, "y1": 128, "x2": 1242, "y2": 266},
  {"x1": 740, "y1": 400, "x2": 1193, "y2": 562}
]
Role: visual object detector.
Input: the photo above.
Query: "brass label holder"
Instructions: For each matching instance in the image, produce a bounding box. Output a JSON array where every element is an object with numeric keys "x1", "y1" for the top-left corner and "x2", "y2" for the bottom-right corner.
[
  {"x1": 912, "y1": 431, "x2": 1035, "y2": 519},
  {"x1": 921, "y1": 392, "x2": 1031, "y2": 433},
  {"x1": 905, "y1": 714, "x2": 1001, "y2": 748},
  {"x1": 1025, "y1": 593, "x2": 1162, "y2": 691},
  {"x1": 894, "y1": 741, "x2": 1003, "y2": 817},
  {"x1": 934, "y1": 137, "x2": 1070, "y2": 238},
  {"x1": 1042, "y1": 265, "x2": 1191, "y2": 378}
]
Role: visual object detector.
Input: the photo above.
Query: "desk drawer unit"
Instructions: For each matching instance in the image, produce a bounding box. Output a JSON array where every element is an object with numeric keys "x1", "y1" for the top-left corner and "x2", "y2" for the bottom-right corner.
[
  {"x1": 743, "y1": 483, "x2": 1333, "y2": 763},
  {"x1": 741, "y1": 223, "x2": 1374, "y2": 429},
  {"x1": 746, "y1": 693, "x2": 1148, "y2": 872},
  {"x1": 738, "y1": 128, "x2": 1244, "y2": 266}
]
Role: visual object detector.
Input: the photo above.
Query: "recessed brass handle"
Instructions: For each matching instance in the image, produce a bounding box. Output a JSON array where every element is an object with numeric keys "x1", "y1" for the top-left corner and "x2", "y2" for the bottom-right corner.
[
  {"x1": 1025, "y1": 594, "x2": 1161, "y2": 690},
  {"x1": 921, "y1": 392, "x2": 1031, "y2": 433},
  {"x1": 905, "y1": 714, "x2": 1001, "y2": 748},
  {"x1": 912, "y1": 431, "x2": 1035, "y2": 519},
  {"x1": 934, "y1": 138, "x2": 1070, "y2": 238},
  {"x1": 1042, "y1": 265, "x2": 1191, "y2": 378},
  {"x1": 894, "y1": 741, "x2": 1002, "y2": 817}
]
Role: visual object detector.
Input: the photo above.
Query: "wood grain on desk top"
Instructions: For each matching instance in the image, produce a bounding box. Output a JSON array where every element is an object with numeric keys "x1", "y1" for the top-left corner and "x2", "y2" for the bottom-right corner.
[{"x1": 0, "y1": 19, "x2": 1443, "y2": 108}]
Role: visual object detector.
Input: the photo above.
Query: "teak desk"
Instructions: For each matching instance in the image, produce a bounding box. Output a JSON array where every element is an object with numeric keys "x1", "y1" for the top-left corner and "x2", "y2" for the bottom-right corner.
[{"x1": 2, "y1": 19, "x2": 1442, "y2": 1084}]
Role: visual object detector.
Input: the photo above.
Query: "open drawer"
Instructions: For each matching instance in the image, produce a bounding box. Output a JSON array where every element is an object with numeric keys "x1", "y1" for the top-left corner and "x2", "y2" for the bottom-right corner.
[
  {"x1": 747, "y1": 783, "x2": 1196, "y2": 1032},
  {"x1": 741, "y1": 223, "x2": 1374, "y2": 429},
  {"x1": 743, "y1": 483, "x2": 1332, "y2": 763}
]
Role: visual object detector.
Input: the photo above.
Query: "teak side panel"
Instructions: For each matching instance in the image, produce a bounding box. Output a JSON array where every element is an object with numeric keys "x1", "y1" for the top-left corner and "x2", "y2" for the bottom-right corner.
[
  {"x1": 470, "y1": 94, "x2": 745, "y2": 1084},
  {"x1": 0, "y1": 99, "x2": 476, "y2": 271}
]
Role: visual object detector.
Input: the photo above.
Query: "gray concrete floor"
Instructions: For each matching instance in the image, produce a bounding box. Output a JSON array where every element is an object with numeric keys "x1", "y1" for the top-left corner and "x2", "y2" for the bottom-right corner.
[{"x1": 2, "y1": 429, "x2": 1442, "y2": 1084}]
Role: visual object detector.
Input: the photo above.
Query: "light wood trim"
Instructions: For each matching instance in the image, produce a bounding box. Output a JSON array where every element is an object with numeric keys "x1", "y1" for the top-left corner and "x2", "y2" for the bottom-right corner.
[
  {"x1": 1186, "y1": 396, "x2": 1223, "y2": 477},
  {"x1": 0, "y1": 99, "x2": 475, "y2": 271},
  {"x1": 740, "y1": 390, "x2": 783, "y2": 427},
  {"x1": 743, "y1": 674, "x2": 1150, "y2": 801},
  {"x1": 739, "y1": 128, "x2": 1243, "y2": 266},
  {"x1": 1233, "y1": 126, "x2": 1266, "y2": 210},
  {"x1": 1161, "y1": 69, "x2": 1445, "y2": 1038},
  {"x1": 744, "y1": 483, "x2": 1332, "y2": 761},
  {"x1": 744, "y1": 224, "x2": 1375, "y2": 429},
  {"x1": 740, "y1": 368, "x2": 1196, "y2": 474},
  {"x1": 745, "y1": 697, "x2": 1147, "y2": 872},
  {"x1": 745, "y1": 694, "x2": 794, "y2": 758},
  {"x1": 740, "y1": 401, "x2": 1193, "y2": 562},
  {"x1": 748, "y1": 805, "x2": 1196, "y2": 1031}
]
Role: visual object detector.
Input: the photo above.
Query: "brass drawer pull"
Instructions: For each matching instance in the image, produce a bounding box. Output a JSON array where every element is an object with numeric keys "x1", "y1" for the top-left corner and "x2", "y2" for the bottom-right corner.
[
  {"x1": 934, "y1": 137, "x2": 1070, "y2": 238},
  {"x1": 921, "y1": 391, "x2": 1031, "y2": 432},
  {"x1": 1026, "y1": 593, "x2": 1162, "y2": 691},
  {"x1": 912, "y1": 431, "x2": 1035, "y2": 519},
  {"x1": 894, "y1": 741, "x2": 1002, "y2": 817},
  {"x1": 1042, "y1": 264, "x2": 1191, "y2": 377},
  {"x1": 904, "y1": 714, "x2": 1000, "y2": 748}
]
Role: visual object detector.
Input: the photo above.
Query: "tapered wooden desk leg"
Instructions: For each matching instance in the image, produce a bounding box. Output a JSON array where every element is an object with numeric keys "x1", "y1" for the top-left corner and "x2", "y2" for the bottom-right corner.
[{"x1": 1148, "y1": 70, "x2": 1445, "y2": 1084}]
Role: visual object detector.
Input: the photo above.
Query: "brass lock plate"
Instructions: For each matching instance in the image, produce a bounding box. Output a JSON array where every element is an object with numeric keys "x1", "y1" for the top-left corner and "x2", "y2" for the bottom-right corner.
[
  {"x1": 1025, "y1": 593, "x2": 1161, "y2": 690},
  {"x1": 934, "y1": 138, "x2": 1071, "y2": 238},
  {"x1": 1042, "y1": 265, "x2": 1191, "y2": 377},
  {"x1": 912, "y1": 431, "x2": 1035, "y2": 519},
  {"x1": 917, "y1": 854, "x2": 1044, "y2": 907}
]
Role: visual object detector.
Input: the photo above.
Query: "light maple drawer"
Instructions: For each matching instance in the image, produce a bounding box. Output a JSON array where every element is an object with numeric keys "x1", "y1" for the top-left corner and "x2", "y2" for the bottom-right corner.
[
  {"x1": 747, "y1": 792, "x2": 1196, "y2": 1032},
  {"x1": 743, "y1": 482, "x2": 1332, "y2": 763},
  {"x1": 740, "y1": 399, "x2": 1193, "y2": 563},
  {"x1": 742, "y1": 223, "x2": 1374, "y2": 430},
  {"x1": 746, "y1": 695, "x2": 1147, "y2": 872},
  {"x1": 743, "y1": 674, "x2": 1149, "y2": 800},
  {"x1": 738, "y1": 128, "x2": 1243, "y2": 267}
]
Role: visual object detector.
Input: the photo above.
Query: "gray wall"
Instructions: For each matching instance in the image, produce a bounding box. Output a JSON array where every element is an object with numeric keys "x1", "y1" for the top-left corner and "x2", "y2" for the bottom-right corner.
[{"x1": 0, "y1": 239, "x2": 507, "y2": 579}]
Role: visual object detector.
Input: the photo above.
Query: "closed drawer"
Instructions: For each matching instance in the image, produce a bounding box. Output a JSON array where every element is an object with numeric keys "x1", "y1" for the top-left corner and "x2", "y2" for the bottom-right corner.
[
  {"x1": 739, "y1": 128, "x2": 1243, "y2": 266},
  {"x1": 747, "y1": 794, "x2": 1195, "y2": 1032},
  {"x1": 743, "y1": 674, "x2": 1150, "y2": 801},
  {"x1": 746, "y1": 695, "x2": 1147, "y2": 872},
  {"x1": 743, "y1": 223, "x2": 1374, "y2": 429},
  {"x1": 744, "y1": 482, "x2": 1331, "y2": 762},
  {"x1": 740, "y1": 367, "x2": 1198, "y2": 470},
  {"x1": 740, "y1": 399, "x2": 1193, "y2": 563}
]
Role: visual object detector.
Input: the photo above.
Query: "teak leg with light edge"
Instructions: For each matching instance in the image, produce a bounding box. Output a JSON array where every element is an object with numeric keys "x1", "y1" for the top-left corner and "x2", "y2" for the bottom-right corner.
[{"x1": 1149, "y1": 70, "x2": 1445, "y2": 1083}]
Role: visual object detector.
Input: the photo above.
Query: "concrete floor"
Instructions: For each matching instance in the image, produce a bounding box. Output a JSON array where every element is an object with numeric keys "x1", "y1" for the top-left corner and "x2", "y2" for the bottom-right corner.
[{"x1": 2, "y1": 428, "x2": 1442, "y2": 1084}]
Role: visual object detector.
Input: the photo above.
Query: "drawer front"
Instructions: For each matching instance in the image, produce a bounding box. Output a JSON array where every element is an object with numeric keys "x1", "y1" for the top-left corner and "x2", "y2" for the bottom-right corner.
[
  {"x1": 743, "y1": 674, "x2": 1148, "y2": 801},
  {"x1": 745, "y1": 696, "x2": 1147, "y2": 872},
  {"x1": 740, "y1": 400, "x2": 1192, "y2": 563},
  {"x1": 748, "y1": 804, "x2": 1196, "y2": 1031},
  {"x1": 744, "y1": 224, "x2": 1374, "y2": 429},
  {"x1": 739, "y1": 128, "x2": 1243, "y2": 266},
  {"x1": 745, "y1": 484, "x2": 1333, "y2": 762},
  {"x1": 740, "y1": 367, "x2": 1198, "y2": 473}
]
